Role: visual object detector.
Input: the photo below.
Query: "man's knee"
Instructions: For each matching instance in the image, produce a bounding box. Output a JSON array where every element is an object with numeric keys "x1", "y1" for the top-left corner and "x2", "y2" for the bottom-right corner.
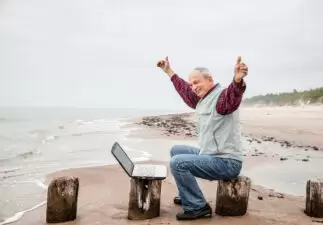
[
  {"x1": 170, "y1": 155, "x2": 180, "y2": 171},
  {"x1": 170, "y1": 155, "x2": 189, "y2": 171},
  {"x1": 170, "y1": 145, "x2": 182, "y2": 157}
]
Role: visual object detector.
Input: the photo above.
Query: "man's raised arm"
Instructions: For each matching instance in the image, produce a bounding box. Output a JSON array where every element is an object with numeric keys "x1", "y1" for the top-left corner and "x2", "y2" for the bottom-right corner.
[
  {"x1": 157, "y1": 56, "x2": 200, "y2": 109},
  {"x1": 216, "y1": 56, "x2": 248, "y2": 115}
]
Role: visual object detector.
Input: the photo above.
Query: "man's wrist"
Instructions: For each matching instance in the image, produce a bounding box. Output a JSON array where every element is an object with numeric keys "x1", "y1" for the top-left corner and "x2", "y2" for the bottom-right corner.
[
  {"x1": 166, "y1": 69, "x2": 175, "y2": 78},
  {"x1": 234, "y1": 76, "x2": 242, "y2": 83}
]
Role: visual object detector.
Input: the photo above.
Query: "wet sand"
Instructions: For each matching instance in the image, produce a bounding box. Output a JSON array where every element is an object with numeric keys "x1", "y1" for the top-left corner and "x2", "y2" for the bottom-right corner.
[
  {"x1": 12, "y1": 162, "x2": 318, "y2": 225},
  {"x1": 14, "y1": 106, "x2": 323, "y2": 225}
]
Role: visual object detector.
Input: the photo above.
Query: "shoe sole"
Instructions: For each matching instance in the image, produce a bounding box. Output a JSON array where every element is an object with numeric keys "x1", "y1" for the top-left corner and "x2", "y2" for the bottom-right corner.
[
  {"x1": 199, "y1": 213, "x2": 212, "y2": 219},
  {"x1": 176, "y1": 213, "x2": 212, "y2": 220}
]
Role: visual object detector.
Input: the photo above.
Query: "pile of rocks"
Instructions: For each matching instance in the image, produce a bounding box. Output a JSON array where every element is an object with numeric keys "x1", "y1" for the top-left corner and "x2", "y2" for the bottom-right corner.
[{"x1": 136, "y1": 114, "x2": 197, "y2": 137}]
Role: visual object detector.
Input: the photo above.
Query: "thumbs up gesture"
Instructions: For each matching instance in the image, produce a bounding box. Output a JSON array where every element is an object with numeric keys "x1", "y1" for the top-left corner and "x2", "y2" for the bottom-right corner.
[
  {"x1": 157, "y1": 56, "x2": 175, "y2": 78},
  {"x1": 234, "y1": 56, "x2": 248, "y2": 83}
]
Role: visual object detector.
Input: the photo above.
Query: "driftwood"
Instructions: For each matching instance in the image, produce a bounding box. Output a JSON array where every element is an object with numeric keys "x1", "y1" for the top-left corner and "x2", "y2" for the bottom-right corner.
[
  {"x1": 128, "y1": 178, "x2": 162, "y2": 220},
  {"x1": 215, "y1": 176, "x2": 251, "y2": 216},
  {"x1": 46, "y1": 176, "x2": 79, "y2": 223},
  {"x1": 305, "y1": 179, "x2": 323, "y2": 218}
]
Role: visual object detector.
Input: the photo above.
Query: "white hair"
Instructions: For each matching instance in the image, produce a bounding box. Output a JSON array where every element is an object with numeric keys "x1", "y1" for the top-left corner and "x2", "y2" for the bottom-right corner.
[{"x1": 193, "y1": 67, "x2": 212, "y2": 77}]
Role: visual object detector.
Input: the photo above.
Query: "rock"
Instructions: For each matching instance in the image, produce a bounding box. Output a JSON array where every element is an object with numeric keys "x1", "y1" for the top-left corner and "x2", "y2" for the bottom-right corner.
[
  {"x1": 263, "y1": 136, "x2": 275, "y2": 142},
  {"x1": 258, "y1": 196, "x2": 263, "y2": 200},
  {"x1": 269, "y1": 192, "x2": 284, "y2": 198},
  {"x1": 280, "y1": 157, "x2": 288, "y2": 161}
]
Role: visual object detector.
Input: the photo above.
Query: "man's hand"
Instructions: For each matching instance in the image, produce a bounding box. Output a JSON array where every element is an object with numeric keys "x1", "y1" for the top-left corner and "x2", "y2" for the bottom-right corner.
[
  {"x1": 157, "y1": 56, "x2": 175, "y2": 78},
  {"x1": 234, "y1": 56, "x2": 248, "y2": 83}
]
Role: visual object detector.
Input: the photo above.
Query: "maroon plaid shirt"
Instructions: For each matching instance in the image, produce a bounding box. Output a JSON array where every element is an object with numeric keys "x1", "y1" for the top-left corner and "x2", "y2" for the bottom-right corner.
[{"x1": 170, "y1": 74, "x2": 246, "y2": 115}]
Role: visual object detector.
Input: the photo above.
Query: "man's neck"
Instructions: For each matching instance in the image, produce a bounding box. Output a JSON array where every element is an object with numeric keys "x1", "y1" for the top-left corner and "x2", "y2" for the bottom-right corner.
[{"x1": 201, "y1": 84, "x2": 218, "y2": 99}]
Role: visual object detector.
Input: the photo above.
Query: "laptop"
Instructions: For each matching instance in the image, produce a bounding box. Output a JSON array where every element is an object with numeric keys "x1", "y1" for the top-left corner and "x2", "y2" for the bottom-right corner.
[{"x1": 111, "y1": 141, "x2": 167, "y2": 180}]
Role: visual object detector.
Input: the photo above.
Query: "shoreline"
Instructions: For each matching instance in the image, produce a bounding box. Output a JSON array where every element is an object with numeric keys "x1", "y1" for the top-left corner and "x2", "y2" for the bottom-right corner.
[{"x1": 10, "y1": 106, "x2": 323, "y2": 225}]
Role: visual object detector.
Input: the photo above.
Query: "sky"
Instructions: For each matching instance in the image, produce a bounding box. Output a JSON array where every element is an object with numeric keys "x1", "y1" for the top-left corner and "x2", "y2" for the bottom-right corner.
[{"x1": 1, "y1": 0, "x2": 322, "y2": 110}]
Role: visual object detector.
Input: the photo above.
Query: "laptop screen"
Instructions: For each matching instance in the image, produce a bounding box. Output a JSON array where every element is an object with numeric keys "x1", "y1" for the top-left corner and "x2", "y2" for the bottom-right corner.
[{"x1": 111, "y1": 142, "x2": 134, "y2": 176}]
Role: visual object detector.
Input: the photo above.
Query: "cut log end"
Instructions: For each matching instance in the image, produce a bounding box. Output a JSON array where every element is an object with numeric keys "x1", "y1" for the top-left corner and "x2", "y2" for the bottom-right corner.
[
  {"x1": 46, "y1": 176, "x2": 79, "y2": 223},
  {"x1": 128, "y1": 178, "x2": 162, "y2": 220},
  {"x1": 305, "y1": 179, "x2": 323, "y2": 218},
  {"x1": 215, "y1": 176, "x2": 251, "y2": 216}
]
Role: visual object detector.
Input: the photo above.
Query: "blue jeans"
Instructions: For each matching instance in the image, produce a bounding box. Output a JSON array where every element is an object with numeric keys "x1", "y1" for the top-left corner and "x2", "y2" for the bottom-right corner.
[{"x1": 170, "y1": 145, "x2": 242, "y2": 212}]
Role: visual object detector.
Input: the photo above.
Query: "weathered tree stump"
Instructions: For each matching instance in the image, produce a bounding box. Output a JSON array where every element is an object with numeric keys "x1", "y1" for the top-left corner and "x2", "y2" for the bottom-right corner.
[
  {"x1": 46, "y1": 176, "x2": 79, "y2": 223},
  {"x1": 128, "y1": 178, "x2": 162, "y2": 220},
  {"x1": 215, "y1": 176, "x2": 251, "y2": 216},
  {"x1": 305, "y1": 179, "x2": 323, "y2": 218}
]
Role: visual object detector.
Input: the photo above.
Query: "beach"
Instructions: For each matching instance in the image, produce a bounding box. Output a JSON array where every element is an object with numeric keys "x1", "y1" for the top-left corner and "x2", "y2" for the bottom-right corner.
[{"x1": 3, "y1": 105, "x2": 323, "y2": 225}]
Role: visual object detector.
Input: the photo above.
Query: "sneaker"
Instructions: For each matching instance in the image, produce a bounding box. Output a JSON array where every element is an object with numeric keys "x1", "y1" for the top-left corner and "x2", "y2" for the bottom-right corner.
[
  {"x1": 173, "y1": 196, "x2": 182, "y2": 205},
  {"x1": 176, "y1": 203, "x2": 212, "y2": 220}
]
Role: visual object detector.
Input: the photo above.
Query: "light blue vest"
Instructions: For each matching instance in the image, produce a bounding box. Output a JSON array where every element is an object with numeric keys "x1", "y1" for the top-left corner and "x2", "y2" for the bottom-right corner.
[{"x1": 195, "y1": 84, "x2": 243, "y2": 161}]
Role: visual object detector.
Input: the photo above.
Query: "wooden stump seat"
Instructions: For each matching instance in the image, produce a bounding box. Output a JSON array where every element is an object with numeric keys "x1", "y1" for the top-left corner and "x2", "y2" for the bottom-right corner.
[
  {"x1": 305, "y1": 179, "x2": 323, "y2": 218},
  {"x1": 215, "y1": 176, "x2": 251, "y2": 216},
  {"x1": 128, "y1": 178, "x2": 162, "y2": 220},
  {"x1": 46, "y1": 176, "x2": 79, "y2": 223}
]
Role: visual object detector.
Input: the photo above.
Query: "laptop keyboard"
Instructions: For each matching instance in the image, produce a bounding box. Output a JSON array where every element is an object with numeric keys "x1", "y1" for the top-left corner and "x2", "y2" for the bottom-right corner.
[{"x1": 133, "y1": 165, "x2": 156, "y2": 177}]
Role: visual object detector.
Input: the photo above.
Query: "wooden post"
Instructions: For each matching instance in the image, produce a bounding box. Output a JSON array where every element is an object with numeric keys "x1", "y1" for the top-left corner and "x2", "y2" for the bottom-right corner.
[
  {"x1": 46, "y1": 176, "x2": 79, "y2": 223},
  {"x1": 128, "y1": 178, "x2": 162, "y2": 220},
  {"x1": 215, "y1": 176, "x2": 251, "y2": 216},
  {"x1": 305, "y1": 179, "x2": 323, "y2": 218}
]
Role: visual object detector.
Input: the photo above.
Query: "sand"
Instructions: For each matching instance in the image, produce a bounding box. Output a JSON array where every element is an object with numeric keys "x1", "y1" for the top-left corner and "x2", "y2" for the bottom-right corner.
[
  {"x1": 240, "y1": 105, "x2": 323, "y2": 149},
  {"x1": 14, "y1": 106, "x2": 323, "y2": 225}
]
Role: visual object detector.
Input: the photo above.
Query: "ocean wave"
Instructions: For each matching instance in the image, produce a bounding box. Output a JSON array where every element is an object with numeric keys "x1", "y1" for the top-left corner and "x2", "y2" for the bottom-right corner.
[
  {"x1": 0, "y1": 167, "x2": 21, "y2": 174},
  {"x1": 0, "y1": 148, "x2": 38, "y2": 163},
  {"x1": 0, "y1": 167, "x2": 26, "y2": 180},
  {"x1": 70, "y1": 131, "x2": 116, "y2": 137},
  {"x1": 123, "y1": 146, "x2": 152, "y2": 159},
  {"x1": 41, "y1": 135, "x2": 56, "y2": 143},
  {"x1": 1, "y1": 179, "x2": 48, "y2": 191},
  {"x1": 45, "y1": 118, "x2": 125, "y2": 140},
  {"x1": 49, "y1": 130, "x2": 120, "y2": 141},
  {"x1": 34, "y1": 179, "x2": 48, "y2": 189},
  {"x1": 0, "y1": 201, "x2": 46, "y2": 225},
  {"x1": 28, "y1": 129, "x2": 47, "y2": 136},
  {"x1": 73, "y1": 118, "x2": 122, "y2": 128},
  {"x1": 0, "y1": 173, "x2": 25, "y2": 180},
  {"x1": 18, "y1": 150, "x2": 37, "y2": 158}
]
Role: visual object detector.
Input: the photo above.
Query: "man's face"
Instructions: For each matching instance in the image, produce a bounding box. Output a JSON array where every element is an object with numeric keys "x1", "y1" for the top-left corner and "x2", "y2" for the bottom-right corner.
[{"x1": 188, "y1": 70, "x2": 214, "y2": 98}]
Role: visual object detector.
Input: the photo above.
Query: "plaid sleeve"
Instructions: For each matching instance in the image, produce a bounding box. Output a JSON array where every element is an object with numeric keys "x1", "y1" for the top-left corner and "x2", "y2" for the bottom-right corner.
[
  {"x1": 171, "y1": 74, "x2": 200, "y2": 109},
  {"x1": 216, "y1": 79, "x2": 246, "y2": 115}
]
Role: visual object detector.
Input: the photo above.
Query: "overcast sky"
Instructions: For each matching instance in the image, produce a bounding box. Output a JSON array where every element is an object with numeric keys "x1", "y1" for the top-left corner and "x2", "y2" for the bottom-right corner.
[{"x1": 1, "y1": 0, "x2": 322, "y2": 110}]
